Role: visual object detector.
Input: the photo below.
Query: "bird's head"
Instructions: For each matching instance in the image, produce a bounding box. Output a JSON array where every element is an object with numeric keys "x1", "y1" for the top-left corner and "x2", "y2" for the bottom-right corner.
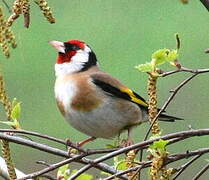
[{"x1": 49, "y1": 40, "x2": 98, "y2": 76}]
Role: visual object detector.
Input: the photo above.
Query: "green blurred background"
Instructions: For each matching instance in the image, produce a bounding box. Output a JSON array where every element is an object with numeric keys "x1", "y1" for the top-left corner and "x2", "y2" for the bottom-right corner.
[{"x1": 0, "y1": 0, "x2": 209, "y2": 179}]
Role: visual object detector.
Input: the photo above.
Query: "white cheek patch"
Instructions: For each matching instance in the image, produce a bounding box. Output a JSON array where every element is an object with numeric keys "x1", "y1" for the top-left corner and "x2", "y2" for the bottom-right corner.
[{"x1": 54, "y1": 45, "x2": 91, "y2": 77}]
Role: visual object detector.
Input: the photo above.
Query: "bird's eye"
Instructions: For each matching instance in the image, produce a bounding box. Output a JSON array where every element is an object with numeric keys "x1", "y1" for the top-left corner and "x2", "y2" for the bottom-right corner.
[
  {"x1": 64, "y1": 43, "x2": 81, "y2": 52},
  {"x1": 71, "y1": 45, "x2": 81, "y2": 51}
]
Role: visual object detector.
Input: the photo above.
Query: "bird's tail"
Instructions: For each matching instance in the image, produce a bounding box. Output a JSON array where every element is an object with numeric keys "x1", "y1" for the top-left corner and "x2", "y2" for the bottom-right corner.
[{"x1": 158, "y1": 113, "x2": 183, "y2": 122}]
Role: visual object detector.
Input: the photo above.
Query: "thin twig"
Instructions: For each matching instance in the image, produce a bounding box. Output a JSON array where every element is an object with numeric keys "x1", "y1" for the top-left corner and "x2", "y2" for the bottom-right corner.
[
  {"x1": 0, "y1": 156, "x2": 32, "y2": 180},
  {"x1": 0, "y1": 129, "x2": 118, "y2": 154},
  {"x1": 192, "y1": 163, "x2": 209, "y2": 180},
  {"x1": 103, "y1": 165, "x2": 144, "y2": 180},
  {"x1": 17, "y1": 155, "x2": 91, "y2": 180},
  {"x1": 0, "y1": 133, "x2": 125, "y2": 179},
  {"x1": 69, "y1": 129, "x2": 209, "y2": 179},
  {"x1": 0, "y1": 133, "x2": 68, "y2": 157},
  {"x1": 161, "y1": 67, "x2": 209, "y2": 77},
  {"x1": 200, "y1": 0, "x2": 209, "y2": 11},
  {"x1": 140, "y1": 73, "x2": 198, "y2": 161},
  {"x1": 102, "y1": 147, "x2": 209, "y2": 180},
  {"x1": 2, "y1": 0, "x2": 12, "y2": 13},
  {"x1": 1, "y1": 130, "x2": 209, "y2": 179},
  {"x1": 0, "y1": 129, "x2": 66, "y2": 145},
  {"x1": 173, "y1": 154, "x2": 202, "y2": 180},
  {"x1": 145, "y1": 73, "x2": 198, "y2": 140},
  {"x1": 205, "y1": 49, "x2": 209, "y2": 53},
  {"x1": 0, "y1": 129, "x2": 87, "y2": 153}
]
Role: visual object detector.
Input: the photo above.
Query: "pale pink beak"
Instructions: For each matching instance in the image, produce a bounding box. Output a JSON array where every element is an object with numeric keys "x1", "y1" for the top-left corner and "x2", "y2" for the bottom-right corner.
[{"x1": 49, "y1": 40, "x2": 65, "y2": 53}]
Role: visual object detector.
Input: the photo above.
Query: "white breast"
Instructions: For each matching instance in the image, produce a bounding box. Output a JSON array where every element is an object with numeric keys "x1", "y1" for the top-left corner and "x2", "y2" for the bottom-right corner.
[
  {"x1": 55, "y1": 77, "x2": 77, "y2": 112},
  {"x1": 55, "y1": 77, "x2": 143, "y2": 139}
]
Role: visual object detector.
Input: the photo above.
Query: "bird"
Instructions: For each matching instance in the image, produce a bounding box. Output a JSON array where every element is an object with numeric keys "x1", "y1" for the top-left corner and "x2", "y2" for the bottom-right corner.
[{"x1": 49, "y1": 39, "x2": 182, "y2": 146}]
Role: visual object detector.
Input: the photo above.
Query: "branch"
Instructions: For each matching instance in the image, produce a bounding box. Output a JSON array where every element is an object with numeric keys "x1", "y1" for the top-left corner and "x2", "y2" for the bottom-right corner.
[
  {"x1": 161, "y1": 67, "x2": 209, "y2": 77},
  {"x1": 104, "y1": 147, "x2": 209, "y2": 180},
  {"x1": 139, "y1": 66, "x2": 209, "y2": 161},
  {"x1": 69, "y1": 129, "x2": 209, "y2": 179},
  {"x1": 0, "y1": 129, "x2": 66, "y2": 145},
  {"x1": 17, "y1": 154, "x2": 127, "y2": 180},
  {"x1": 173, "y1": 154, "x2": 203, "y2": 180},
  {"x1": 140, "y1": 73, "x2": 198, "y2": 161},
  {"x1": 0, "y1": 156, "x2": 32, "y2": 180},
  {"x1": 0, "y1": 133, "x2": 126, "y2": 180},
  {"x1": 192, "y1": 163, "x2": 209, "y2": 180},
  {"x1": 0, "y1": 133, "x2": 68, "y2": 158},
  {"x1": 1, "y1": 0, "x2": 12, "y2": 13},
  {"x1": 0, "y1": 129, "x2": 117, "y2": 154},
  {"x1": 144, "y1": 73, "x2": 198, "y2": 140},
  {"x1": 200, "y1": 0, "x2": 209, "y2": 11},
  {"x1": 1, "y1": 129, "x2": 209, "y2": 179}
]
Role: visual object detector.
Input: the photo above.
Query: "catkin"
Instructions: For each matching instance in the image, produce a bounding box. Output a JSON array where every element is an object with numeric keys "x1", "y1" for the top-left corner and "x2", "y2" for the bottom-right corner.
[
  {"x1": 0, "y1": 7, "x2": 10, "y2": 58},
  {"x1": 126, "y1": 150, "x2": 138, "y2": 180},
  {"x1": 7, "y1": 0, "x2": 23, "y2": 27},
  {"x1": 35, "y1": 0, "x2": 55, "y2": 23},
  {"x1": 147, "y1": 75, "x2": 160, "y2": 134},
  {"x1": 22, "y1": 0, "x2": 30, "y2": 28},
  {"x1": 1, "y1": 140, "x2": 17, "y2": 180}
]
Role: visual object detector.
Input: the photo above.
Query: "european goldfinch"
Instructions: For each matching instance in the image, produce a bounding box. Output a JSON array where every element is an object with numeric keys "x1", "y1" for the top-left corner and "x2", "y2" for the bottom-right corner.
[{"x1": 49, "y1": 40, "x2": 181, "y2": 144}]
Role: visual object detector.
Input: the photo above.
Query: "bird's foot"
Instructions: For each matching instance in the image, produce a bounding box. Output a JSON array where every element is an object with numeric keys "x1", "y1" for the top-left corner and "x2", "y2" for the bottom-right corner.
[
  {"x1": 77, "y1": 136, "x2": 96, "y2": 147},
  {"x1": 66, "y1": 137, "x2": 96, "y2": 155},
  {"x1": 120, "y1": 138, "x2": 134, "y2": 147}
]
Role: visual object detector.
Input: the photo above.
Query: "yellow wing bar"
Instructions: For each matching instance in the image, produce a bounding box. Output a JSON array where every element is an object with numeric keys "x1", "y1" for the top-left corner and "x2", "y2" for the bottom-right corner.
[{"x1": 120, "y1": 88, "x2": 148, "y2": 107}]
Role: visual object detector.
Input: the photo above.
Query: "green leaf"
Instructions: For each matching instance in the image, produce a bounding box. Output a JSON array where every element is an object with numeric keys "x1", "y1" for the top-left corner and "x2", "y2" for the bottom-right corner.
[
  {"x1": 100, "y1": 171, "x2": 111, "y2": 176},
  {"x1": 71, "y1": 169, "x2": 93, "y2": 180},
  {"x1": 11, "y1": 102, "x2": 21, "y2": 120},
  {"x1": 166, "y1": 50, "x2": 178, "y2": 62},
  {"x1": 152, "y1": 49, "x2": 170, "y2": 65},
  {"x1": 57, "y1": 164, "x2": 70, "y2": 179},
  {"x1": 105, "y1": 144, "x2": 117, "y2": 149},
  {"x1": 0, "y1": 121, "x2": 16, "y2": 127},
  {"x1": 150, "y1": 139, "x2": 169, "y2": 150},
  {"x1": 151, "y1": 49, "x2": 178, "y2": 66},
  {"x1": 135, "y1": 62, "x2": 153, "y2": 72},
  {"x1": 0, "y1": 119, "x2": 20, "y2": 129},
  {"x1": 116, "y1": 160, "x2": 127, "y2": 170}
]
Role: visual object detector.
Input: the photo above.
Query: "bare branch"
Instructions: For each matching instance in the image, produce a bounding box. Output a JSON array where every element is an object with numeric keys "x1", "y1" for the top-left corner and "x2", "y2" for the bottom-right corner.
[
  {"x1": 0, "y1": 133, "x2": 126, "y2": 179},
  {"x1": 192, "y1": 163, "x2": 209, "y2": 180},
  {"x1": 1, "y1": 0, "x2": 12, "y2": 13},
  {"x1": 173, "y1": 154, "x2": 202, "y2": 180},
  {"x1": 200, "y1": 0, "x2": 209, "y2": 11},
  {"x1": 0, "y1": 133, "x2": 68, "y2": 158},
  {"x1": 161, "y1": 67, "x2": 209, "y2": 77},
  {"x1": 0, "y1": 156, "x2": 32, "y2": 180},
  {"x1": 0, "y1": 129, "x2": 118, "y2": 154},
  {"x1": 139, "y1": 66, "x2": 209, "y2": 161},
  {"x1": 103, "y1": 165, "x2": 144, "y2": 180},
  {"x1": 102, "y1": 148, "x2": 209, "y2": 180},
  {"x1": 69, "y1": 129, "x2": 209, "y2": 179},
  {"x1": 0, "y1": 129, "x2": 66, "y2": 145},
  {"x1": 140, "y1": 73, "x2": 198, "y2": 161},
  {"x1": 1, "y1": 129, "x2": 209, "y2": 179}
]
